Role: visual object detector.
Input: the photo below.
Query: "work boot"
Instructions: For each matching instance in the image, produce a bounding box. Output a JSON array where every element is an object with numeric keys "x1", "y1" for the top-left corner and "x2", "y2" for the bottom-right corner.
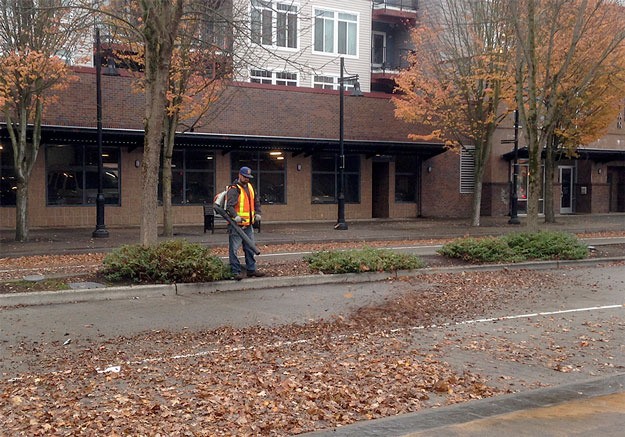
[
  {"x1": 246, "y1": 270, "x2": 265, "y2": 277},
  {"x1": 233, "y1": 272, "x2": 245, "y2": 281}
]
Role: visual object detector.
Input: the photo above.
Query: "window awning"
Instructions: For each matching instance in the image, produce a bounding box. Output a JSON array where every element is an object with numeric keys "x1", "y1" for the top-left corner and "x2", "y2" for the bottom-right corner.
[
  {"x1": 502, "y1": 146, "x2": 625, "y2": 163},
  {"x1": 2, "y1": 124, "x2": 447, "y2": 159}
]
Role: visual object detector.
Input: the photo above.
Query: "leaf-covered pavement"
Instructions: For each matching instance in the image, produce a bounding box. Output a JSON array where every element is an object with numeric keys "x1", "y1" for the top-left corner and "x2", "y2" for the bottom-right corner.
[{"x1": 2, "y1": 264, "x2": 624, "y2": 435}]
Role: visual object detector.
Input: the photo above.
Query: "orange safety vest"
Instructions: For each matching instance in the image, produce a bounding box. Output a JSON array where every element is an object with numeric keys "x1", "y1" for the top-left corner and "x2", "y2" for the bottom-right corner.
[{"x1": 234, "y1": 183, "x2": 256, "y2": 226}]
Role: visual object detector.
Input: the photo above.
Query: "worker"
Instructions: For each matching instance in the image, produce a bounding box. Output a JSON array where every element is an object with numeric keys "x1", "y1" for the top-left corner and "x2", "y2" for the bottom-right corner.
[{"x1": 226, "y1": 166, "x2": 264, "y2": 280}]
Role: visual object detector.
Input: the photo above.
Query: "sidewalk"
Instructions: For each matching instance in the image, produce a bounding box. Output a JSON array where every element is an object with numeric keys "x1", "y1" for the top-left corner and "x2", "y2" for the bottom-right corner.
[{"x1": 2, "y1": 213, "x2": 624, "y2": 258}]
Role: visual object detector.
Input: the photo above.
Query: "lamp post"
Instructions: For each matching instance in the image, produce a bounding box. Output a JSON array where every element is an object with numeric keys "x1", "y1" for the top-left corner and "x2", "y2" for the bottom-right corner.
[
  {"x1": 92, "y1": 27, "x2": 109, "y2": 238},
  {"x1": 508, "y1": 109, "x2": 520, "y2": 225},
  {"x1": 335, "y1": 57, "x2": 363, "y2": 230}
]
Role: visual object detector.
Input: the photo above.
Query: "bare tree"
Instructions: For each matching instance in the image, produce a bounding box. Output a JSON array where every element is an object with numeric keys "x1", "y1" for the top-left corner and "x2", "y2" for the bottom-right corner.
[
  {"x1": 394, "y1": 0, "x2": 515, "y2": 226},
  {"x1": 0, "y1": 0, "x2": 93, "y2": 241},
  {"x1": 511, "y1": 0, "x2": 625, "y2": 229},
  {"x1": 104, "y1": 0, "x2": 319, "y2": 245}
]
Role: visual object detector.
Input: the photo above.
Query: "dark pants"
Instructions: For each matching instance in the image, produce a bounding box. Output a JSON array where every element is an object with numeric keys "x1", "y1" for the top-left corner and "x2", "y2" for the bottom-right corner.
[{"x1": 228, "y1": 225, "x2": 256, "y2": 275}]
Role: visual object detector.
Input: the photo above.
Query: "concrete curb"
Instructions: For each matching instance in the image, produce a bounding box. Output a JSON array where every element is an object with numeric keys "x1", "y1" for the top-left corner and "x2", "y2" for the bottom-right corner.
[
  {"x1": 0, "y1": 284, "x2": 176, "y2": 307},
  {"x1": 2, "y1": 257, "x2": 624, "y2": 308},
  {"x1": 301, "y1": 373, "x2": 625, "y2": 436}
]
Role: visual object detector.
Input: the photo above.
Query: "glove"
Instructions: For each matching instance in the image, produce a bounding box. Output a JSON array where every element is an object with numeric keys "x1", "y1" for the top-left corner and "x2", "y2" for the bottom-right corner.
[
  {"x1": 234, "y1": 216, "x2": 243, "y2": 223},
  {"x1": 255, "y1": 214, "x2": 261, "y2": 222}
]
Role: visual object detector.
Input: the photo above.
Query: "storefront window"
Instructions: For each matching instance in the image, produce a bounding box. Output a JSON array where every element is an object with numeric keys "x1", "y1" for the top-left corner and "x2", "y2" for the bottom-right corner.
[
  {"x1": 516, "y1": 159, "x2": 544, "y2": 214},
  {"x1": 311, "y1": 153, "x2": 360, "y2": 204},
  {"x1": 395, "y1": 155, "x2": 417, "y2": 202},
  {"x1": 0, "y1": 144, "x2": 17, "y2": 206},
  {"x1": 230, "y1": 151, "x2": 286, "y2": 204},
  {"x1": 46, "y1": 144, "x2": 120, "y2": 206},
  {"x1": 160, "y1": 149, "x2": 215, "y2": 205}
]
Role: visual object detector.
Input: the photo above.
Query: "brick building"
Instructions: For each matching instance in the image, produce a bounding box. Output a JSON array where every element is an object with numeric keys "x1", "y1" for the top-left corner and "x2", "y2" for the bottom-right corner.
[{"x1": 1, "y1": 0, "x2": 625, "y2": 230}]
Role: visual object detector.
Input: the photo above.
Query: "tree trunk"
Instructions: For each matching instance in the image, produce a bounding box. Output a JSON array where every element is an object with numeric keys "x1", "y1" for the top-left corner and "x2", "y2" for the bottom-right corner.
[
  {"x1": 15, "y1": 182, "x2": 28, "y2": 242},
  {"x1": 162, "y1": 149, "x2": 173, "y2": 238},
  {"x1": 516, "y1": 0, "x2": 540, "y2": 232},
  {"x1": 162, "y1": 116, "x2": 177, "y2": 237},
  {"x1": 544, "y1": 140, "x2": 556, "y2": 223},
  {"x1": 138, "y1": 0, "x2": 184, "y2": 246},
  {"x1": 139, "y1": 83, "x2": 166, "y2": 246},
  {"x1": 471, "y1": 179, "x2": 483, "y2": 227}
]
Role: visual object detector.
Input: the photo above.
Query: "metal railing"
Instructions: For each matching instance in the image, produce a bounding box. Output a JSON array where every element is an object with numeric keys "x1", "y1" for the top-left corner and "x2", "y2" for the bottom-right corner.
[
  {"x1": 371, "y1": 48, "x2": 412, "y2": 73},
  {"x1": 372, "y1": 0, "x2": 419, "y2": 12}
]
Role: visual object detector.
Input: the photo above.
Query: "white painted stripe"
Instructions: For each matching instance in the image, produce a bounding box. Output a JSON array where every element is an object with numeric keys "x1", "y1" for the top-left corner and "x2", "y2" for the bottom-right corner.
[
  {"x1": 92, "y1": 304, "x2": 625, "y2": 374},
  {"x1": 6, "y1": 303, "x2": 623, "y2": 382}
]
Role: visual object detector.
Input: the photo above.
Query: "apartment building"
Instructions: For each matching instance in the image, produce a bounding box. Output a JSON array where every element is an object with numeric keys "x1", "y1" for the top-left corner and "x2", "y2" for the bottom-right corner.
[{"x1": 1, "y1": 0, "x2": 624, "y2": 231}]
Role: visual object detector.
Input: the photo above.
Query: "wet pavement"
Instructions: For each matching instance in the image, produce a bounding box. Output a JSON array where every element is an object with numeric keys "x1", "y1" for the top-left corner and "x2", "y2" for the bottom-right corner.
[{"x1": 1, "y1": 213, "x2": 625, "y2": 435}]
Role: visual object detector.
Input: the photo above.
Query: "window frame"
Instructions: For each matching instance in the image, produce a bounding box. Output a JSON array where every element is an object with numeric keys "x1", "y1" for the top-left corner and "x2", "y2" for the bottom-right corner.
[
  {"x1": 230, "y1": 151, "x2": 287, "y2": 205},
  {"x1": 45, "y1": 144, "x2": 121, "y2": 206},
  {"x1": 0, "y1": 143, "x2": 17, "y2": 207},
  {"x1": 250, "y1": 0, "x2": 299, "y2": 50},
  {"x1": 311, "y1": 153, "x2": 360, "y2": 204},
  {"x1": 250, "y1": 69, "x2": 298, "y2": 86},
  {"x1": 394, "y1": 155, "x2": 418, "y2": 203},
  {"x1": 313, "y1": 7, "x2": 359, "y2": 57},
  {"x1": 159, "y1": 149, "x2": 216, "y2": 205}
]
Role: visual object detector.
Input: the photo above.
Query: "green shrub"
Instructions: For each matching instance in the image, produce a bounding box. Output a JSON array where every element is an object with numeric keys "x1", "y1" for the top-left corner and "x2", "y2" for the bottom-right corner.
[
  {"x1": 438, "y1": 231, "x2": 588, "y2": 263},
  {"x1": 101, "y1": 240, "x2": 231, "y2": 283},
  {"x1": 437, "y1": 236, "x2": 521, "y2": 263},
  {"x1": 304, "y1": 247, "x2": 425, "y2": 274},
  {"x1": 502, "y1": 231, "x2": 587, "y2": 260}
]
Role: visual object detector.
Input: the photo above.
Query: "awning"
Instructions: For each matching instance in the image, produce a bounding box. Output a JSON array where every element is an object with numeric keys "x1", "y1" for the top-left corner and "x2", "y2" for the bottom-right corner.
[
  {"x1": 502, "y1": 146, "x2": 625, "y2": 163},
  {"x1": 2, "y1": 124, "x2": 447, "y2": 159}
]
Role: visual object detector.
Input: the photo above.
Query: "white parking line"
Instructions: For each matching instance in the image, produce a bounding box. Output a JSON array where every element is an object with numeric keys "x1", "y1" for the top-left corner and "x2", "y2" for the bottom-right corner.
[
  {"x1": 89, "y1": 303, "x2": 624, "y2": 375},
  {"x1": 6, "y1": 304, "x2": 622, "y2": 382}
]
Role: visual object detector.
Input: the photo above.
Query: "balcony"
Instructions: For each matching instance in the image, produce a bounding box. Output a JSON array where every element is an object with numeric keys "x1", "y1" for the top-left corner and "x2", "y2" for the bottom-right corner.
[
  {"x1": 371, "y1": 47, "x2": 412, "y2": 93},
  {"x1": 372, "y1": 0, "x2": 418, "y2": 24}
]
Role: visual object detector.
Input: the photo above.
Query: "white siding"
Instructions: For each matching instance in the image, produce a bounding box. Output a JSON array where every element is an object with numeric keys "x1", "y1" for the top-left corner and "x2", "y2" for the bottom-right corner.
[{"x1": 234, "y1": 0, "x2": 372, "y2": 91}]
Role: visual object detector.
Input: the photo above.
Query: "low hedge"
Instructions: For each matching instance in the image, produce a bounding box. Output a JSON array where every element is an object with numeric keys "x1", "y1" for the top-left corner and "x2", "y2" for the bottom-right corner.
[
  {"x1": 304, "y1": 247, "x2": 425, "y2": 274},
  {"x1": 438, "y1": 231, "x2": 588, "y2": 263},
  {"x1": 101, "y1": 240, "x2": 231, "y2": 283}
]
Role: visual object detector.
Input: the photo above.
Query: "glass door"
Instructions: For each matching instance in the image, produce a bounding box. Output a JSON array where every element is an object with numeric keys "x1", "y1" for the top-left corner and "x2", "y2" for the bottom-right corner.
[
  {"x1": 559, "y1": 166, "x2": 574, "y2": 214},
  {"x1": 372, "y1": 32, "x2": 386, "y2": 67}
]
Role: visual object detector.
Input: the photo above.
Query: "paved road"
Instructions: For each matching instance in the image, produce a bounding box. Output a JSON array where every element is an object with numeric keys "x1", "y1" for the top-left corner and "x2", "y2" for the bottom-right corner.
[
  {"x1": 2, "y1": 215, "x2": 625, "y2": 435},
  {"x1": 2, "y1": 262, "x2": 624, "y2": 436}
]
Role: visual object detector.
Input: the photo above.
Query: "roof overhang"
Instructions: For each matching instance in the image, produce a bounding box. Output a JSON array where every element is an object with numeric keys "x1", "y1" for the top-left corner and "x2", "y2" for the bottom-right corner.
[
  {"x1": 502, "y1": 146, "x2": 625, "y2": 163},
  {"x1": 1, "y1": 124, "x2": 447, "y2": 159}
]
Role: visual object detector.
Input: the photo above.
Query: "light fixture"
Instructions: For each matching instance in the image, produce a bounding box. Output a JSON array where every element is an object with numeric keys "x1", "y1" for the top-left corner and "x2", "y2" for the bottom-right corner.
[
  {"x1": 270, "y1": 151, "x2": 282, "y2": 156},
  {"x1": 350, "y1": 80, "x2": 364, "y2": 97},
  {"x1": 427, "y1": 165, "x2": 432, "y2": 173},
  {"x1": 134, "y1": 159, "x2": 141, "y2": 168}
]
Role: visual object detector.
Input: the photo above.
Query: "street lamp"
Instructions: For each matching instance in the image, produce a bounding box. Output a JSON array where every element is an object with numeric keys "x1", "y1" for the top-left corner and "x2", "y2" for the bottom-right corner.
[
  {"x1": 508, "y1": 109, "x2": 520, "y2": 225},
  {"x1": 335, "y1": 57, "x2": 363, "y2": 231},
  {"x1": 92, "y1": 27, "x2": 109, "y2": 238}
]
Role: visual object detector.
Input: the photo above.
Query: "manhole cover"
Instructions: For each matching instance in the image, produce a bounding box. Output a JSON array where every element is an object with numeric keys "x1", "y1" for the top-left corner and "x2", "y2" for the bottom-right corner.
[{"x1": 23, "y1": 275, "x2": 45, "y2": 282}]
